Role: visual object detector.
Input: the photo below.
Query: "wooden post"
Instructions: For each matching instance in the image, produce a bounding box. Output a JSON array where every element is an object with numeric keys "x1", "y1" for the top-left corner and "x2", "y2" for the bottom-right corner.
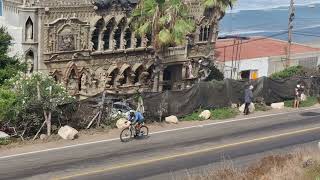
[
  {"x1": 97, "y1": 91, "x2": 106, "y2": 127},
  {"x1": 47, "y1": 86, "x2": 52, "y2": 136}
]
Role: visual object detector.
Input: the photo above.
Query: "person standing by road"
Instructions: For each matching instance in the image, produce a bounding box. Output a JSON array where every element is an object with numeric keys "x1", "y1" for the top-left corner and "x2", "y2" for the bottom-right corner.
[
  {"x1": 244, "y1": 85, "x2": 254, "y2": 115},
  {"x1": 294, "y1": 83, "x2": 304, "y2": 108}
]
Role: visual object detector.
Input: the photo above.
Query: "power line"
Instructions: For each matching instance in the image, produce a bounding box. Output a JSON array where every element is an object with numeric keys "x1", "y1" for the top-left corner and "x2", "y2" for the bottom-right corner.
[{"x1": 293, "y1": 32, "x2": 320, "y2": 38}]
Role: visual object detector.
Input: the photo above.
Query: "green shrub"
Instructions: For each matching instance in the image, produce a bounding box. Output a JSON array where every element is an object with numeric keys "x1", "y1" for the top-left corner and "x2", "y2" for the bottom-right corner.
[
  {"x1": 0, "y1": 138, "x2": 11, "y2": 145},
  {"x1": 270, "y1": 66, "x2": 304, "y2": 79}
]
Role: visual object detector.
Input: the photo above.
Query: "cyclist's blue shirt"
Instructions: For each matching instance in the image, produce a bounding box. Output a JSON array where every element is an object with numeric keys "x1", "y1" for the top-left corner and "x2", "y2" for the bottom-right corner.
[{"x1": 128, "y1": 112, "x2": 144, "y2": 122}]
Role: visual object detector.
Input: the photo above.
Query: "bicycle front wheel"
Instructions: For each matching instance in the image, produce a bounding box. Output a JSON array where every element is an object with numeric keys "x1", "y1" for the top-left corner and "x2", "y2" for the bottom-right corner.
[
  {"x1": 140, "y1": 125, "x2": 149, "y2": 137},
  {"x1": 120, "y1": 127, "x2": 132, "y2": 142}
]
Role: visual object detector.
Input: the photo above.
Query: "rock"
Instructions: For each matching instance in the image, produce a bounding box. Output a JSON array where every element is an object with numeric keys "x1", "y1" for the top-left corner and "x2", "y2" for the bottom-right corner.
[
  {"x1": 271, "y1": 102, "x2": 285, "y2": 109},
  {"x1": 239, "y1": 103, "x2": 255, "y2": 113},
  {"x1": 116, "y1": 118, "x2": 131, "y2": 129},
  {"x1": 231, "y1": 104, "x2": 238, "y2": 109},
  {"x1": 58, "y1": 126, "x2": 79, "y2": 140},
  {"x1": 40, "y1": 134, "x2": 47, "y2": 140},
  {"x1": 199, "y1": 110, "x2": 211, "y2": 120},
  {"x1": 165, "y1": 115, "x2": 179, "y2": 124},
  {"x1": 0, "y1": 131, "x2": 10, "y2": 139}
]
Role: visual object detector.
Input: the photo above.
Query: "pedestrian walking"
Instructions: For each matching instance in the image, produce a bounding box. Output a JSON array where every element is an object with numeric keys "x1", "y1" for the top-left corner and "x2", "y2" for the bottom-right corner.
[{"x1": 244, "y1": 85, "x2": 254, "y2": 115}]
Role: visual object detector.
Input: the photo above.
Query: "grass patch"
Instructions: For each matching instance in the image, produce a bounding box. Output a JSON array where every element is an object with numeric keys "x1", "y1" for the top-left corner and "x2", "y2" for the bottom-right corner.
[
  {"x1": 210, "y1": 108, "x2": 239, "y2": 120},
  {"x1": 304, "y1": 163, "x2": 320, "y2": 180},
  {"x1": 0, "y1": 138, "x2": 11, "y2": 145},
  {"x1": 182, "y1": 108, "x2": 239, "y2": 121},
  {"x1": 182, "y1": 110, "x2": 204, "y2": 121},
  {"x1": 284, "y1": 96, "x2": 318, "y2": 108}
]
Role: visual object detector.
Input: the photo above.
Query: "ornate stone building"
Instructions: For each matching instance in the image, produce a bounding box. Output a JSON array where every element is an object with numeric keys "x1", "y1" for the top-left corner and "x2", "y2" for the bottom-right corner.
[{"x1": 2, "y1": 0, "x2": 216, "y2": 97}]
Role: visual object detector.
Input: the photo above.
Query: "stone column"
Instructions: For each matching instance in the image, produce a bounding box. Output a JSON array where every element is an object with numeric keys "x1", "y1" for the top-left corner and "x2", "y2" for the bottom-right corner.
[
  {"x1": 158, "y1": 69, "x2": 164, "y2": 92},
  {"x1": 181, "y1": 63, "x2": 187, "y2": 89}
]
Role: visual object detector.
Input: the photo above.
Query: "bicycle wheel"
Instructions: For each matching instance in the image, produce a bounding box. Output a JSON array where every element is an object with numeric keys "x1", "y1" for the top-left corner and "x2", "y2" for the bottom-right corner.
[
  {"x1": 120, "y1": 127, "x2": 132, "y2": 142},
  {"x1": 139, "y1": 125, "x2": 149, "y2": 137}
]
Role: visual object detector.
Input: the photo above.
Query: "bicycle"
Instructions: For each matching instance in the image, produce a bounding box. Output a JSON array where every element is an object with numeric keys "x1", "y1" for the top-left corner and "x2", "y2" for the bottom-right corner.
[{"x1": 120, "y1": 121, "x2": 149, "y2": 142}]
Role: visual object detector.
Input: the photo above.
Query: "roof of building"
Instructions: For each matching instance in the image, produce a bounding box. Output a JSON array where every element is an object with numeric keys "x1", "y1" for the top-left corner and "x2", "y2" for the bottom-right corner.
[{"x1": 215, "y1": 37, "x2": 320, "y2": 62}]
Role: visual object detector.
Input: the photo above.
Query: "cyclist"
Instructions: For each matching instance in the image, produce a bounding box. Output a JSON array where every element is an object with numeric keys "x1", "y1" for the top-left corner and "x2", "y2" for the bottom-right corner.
[{"x1": 128, "y1": 110, "x2": 144, "y2": 136}]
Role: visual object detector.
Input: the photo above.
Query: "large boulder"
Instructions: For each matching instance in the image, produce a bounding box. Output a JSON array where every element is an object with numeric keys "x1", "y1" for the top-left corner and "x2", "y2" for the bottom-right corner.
[
  {"x1": 165, "y1": 115, "x2": 179, "y2": 124},
  {"x1": 116, "y1": 118, "x2": 131, "y2": 129},
  {"x1": 199, "y1": 110, "x2": 211, "y2": 120},
  {"x1": 0, "y1": 131, "x2": 10, "y2": 139},
  {"x1": 58, "y1": 126, "x2": 79, "y2": 140},
  {"x1": 271, "y1": 102, "x2": 285, "y2": 109},
  {"x1": 239, "y1": 103, "x2": 255, "y2": 113}
]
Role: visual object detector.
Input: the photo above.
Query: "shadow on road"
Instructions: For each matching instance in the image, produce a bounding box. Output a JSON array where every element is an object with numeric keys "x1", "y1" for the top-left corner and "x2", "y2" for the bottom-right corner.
[{"x1": 300, "y1": 112, "x2": 320, "y2": 117}]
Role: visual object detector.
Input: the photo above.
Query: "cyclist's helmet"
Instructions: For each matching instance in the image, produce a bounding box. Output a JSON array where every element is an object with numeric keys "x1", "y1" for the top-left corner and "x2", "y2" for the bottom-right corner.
[{"x1": 129, "y1": 110, "x2": 135, "y2": 116}]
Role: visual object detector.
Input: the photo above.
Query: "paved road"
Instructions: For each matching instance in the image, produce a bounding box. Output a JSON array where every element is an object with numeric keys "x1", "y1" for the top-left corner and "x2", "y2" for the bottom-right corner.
[{"x1": 1, "y1": 108, "x2": 320, "y2": 180}]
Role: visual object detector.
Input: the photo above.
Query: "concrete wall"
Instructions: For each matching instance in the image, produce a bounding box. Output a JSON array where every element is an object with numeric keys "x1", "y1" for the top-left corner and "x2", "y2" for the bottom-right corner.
[
  {"x1": 224, "y1": 57, "x2": 269, "y2": 79},
  {"x1": 268, "y1": 52, "x2": 320, "y2": 76}
]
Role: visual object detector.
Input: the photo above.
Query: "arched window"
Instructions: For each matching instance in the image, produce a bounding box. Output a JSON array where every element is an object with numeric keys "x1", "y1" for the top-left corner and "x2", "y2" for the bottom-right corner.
[
  {"x1": 25, "y1": 17, "x2": 33, "y2": 41},
  {"x1": 91, "y1": 18, "x2": 104, "y2": 51},
  {"x1": 25, "y1": 50, "x2": 34, "y2": 74},
  {"x1": 114, "y1": 18, "x2": 126, "y2": 50},
  {"x1": 103, "y1": 18, "x2": 116, "y2": 50},
  {"x1": 124, "y1": 28, "x2": 132, "y2": 49},
  {"x1": 199, "y1": 26, "x2": 203, "y2": 41}
]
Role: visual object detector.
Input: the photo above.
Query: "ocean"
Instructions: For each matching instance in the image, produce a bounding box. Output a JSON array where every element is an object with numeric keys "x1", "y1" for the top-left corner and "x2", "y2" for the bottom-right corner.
[
  {"x1": 0, "y1": 0, "x2": 319, "y2": 43},
  {"x1": 220, "y1": 0, "x2": 320, "y2": 43}
]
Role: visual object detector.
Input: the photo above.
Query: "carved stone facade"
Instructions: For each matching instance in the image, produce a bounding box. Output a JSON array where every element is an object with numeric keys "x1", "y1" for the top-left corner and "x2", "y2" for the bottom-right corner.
[{"x1": 2, "y1": 0, "x2": 216, "y2": 97}]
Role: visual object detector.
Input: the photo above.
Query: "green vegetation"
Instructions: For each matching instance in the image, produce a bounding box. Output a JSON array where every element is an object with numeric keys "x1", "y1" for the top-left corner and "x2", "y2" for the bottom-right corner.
[
  {"x1": 270, "y1": 66, "x2": 304, "y2": 79},
  {"x1": 132, "y1": 0, "x2": 195, "y2": 55},
  {"x1": 304, "y1": 164, "x2": 320, "y2": 180},
  {"x1": 0, "y1": 138, "x2": 11, "y2": 145},
  {"x1": 284, "y1": 96, "x2": 318, "y2": 108},
  {"x1": 182, "y1": 110, "x2": 203, "y2": 121},
  {"x1": 210, "y1": 108, "x2": 238, "y2": 119},
  {"x1": 182, "y1": 107, "x2": 238, "y2": 121},
  {"x1": 0, "y1": 27, "x2": 26, "y2": 86}
]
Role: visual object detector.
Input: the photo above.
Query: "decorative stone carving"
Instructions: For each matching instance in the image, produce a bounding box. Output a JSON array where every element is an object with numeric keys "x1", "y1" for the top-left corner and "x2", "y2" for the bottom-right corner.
[
  {"x1": 80, "y1": 28, "x2": 88, "y2": 50},
  {"x1": 132, "y1": 37, "x2": 137, "y2": 48},
  {"x1": 139, "y1": 72, "x2": 149, "y2": 84},
  {"x1": 99, "y1": 72, "x2": 108, "y2": 89},
  {"x1": 26, "y1": 20, "x2": 33, "y2": 41},
  {"x1": 80, "y1": 73, "x2": 88, "y2": 92},
  {"x1": 26, "y1": 58, "x2": 34, "y2": 75},
  {"x1": 58, "y1": 29, "x2": 75, "y2": 51},
  {"x1": 67, "y1": 72, "x2": 78, "y2": 95},
  {"x1": 187, "y1": 61, "x2": 195, "y2": 79}
]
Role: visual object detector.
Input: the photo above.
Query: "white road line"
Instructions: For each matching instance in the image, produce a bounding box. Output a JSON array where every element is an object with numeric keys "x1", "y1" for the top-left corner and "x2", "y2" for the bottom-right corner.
[{"x1": 0, "y1": 107, "x2": 319, "y2": 160}]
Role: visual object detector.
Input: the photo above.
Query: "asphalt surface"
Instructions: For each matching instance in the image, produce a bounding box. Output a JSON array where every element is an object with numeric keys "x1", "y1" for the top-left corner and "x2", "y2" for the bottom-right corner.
[{"x1": 1, "y1": 108, "x2": 320, "y2": 180}]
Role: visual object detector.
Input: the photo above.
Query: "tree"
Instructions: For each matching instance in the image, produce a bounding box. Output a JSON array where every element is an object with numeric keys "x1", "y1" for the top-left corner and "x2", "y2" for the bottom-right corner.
[
  {"x1": 202, "y1": 0, "x2": 237, "y2": 56},
  {"x1": 1, "y1": 73, "x2": 74, "y2": 138},
  {"x1": 131, "y1": 0, "x2": 195, "y2": 57},
  {"x1": 0, "y1": 27, "x2": 25, "y2": 85}
]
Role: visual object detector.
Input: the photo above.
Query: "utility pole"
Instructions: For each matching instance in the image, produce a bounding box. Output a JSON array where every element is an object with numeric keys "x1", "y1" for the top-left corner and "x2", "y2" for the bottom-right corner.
[{"x1": 287, "y1": 0, "x2": 295, "y2": 67}]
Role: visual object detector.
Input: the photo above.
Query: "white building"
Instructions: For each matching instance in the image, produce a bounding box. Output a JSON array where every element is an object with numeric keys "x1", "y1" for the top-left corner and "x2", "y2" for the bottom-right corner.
[{"x1": 216, "y1": 37, "x2": 320, "y2": 80}]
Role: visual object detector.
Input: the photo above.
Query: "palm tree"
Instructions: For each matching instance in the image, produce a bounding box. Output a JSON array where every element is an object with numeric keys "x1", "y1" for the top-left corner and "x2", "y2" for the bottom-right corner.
[
  {"x1": 202, "y1": 0, "x2": 237, "y2": 57},
  {"x1": 131, "y1": 0, "x2": 195, "y2": 57}
]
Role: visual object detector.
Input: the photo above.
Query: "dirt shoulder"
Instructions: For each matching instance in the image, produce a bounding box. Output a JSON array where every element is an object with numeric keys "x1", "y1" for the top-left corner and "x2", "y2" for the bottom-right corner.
[{"x1": 0, "y1": 105, "x2": 319, "y2": 157}]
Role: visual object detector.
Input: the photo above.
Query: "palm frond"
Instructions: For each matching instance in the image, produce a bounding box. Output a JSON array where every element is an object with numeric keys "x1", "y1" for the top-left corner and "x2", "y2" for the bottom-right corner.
[{"x1": 159, "y1": 29, "x2": 173, "y2": 45}]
